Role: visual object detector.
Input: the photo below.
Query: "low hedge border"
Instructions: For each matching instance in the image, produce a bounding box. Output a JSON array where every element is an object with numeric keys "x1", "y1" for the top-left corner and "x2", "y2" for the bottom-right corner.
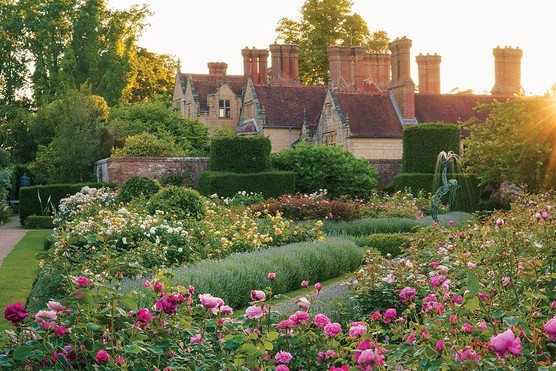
[
  {"x1": 121, "y1": 238, "x2": 364, "y2": 309},
  {"x1": 23, "y1": 215, "x2": 54, "y2": 229},
  {"x1": 344, "y1": 233, "x2": 412, "y2": 257}
]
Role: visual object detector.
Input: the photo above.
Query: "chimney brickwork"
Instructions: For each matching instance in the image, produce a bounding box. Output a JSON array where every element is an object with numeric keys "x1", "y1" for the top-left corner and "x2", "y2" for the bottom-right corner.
[
  {"x1": 416, "y1": 53, "x2": 441, "y2": 94},
  {"x1": 491, "y1": 46, "x2": 523, "y2": 97},
  {"x1": 389, "y1": 37, "x2": 415, "y2": 120},
  {"x1": 207, "y1": 62, "x2": 228, "y2": 76},
  {"x1": 367, "y1": 53, "x2": 391, "y2": 90},
  {"x1": 242, "y1": 47, "x2": 269, "y2": 85},
  {"x1": 269, "y1": 44, "x2": 301, "y2": 85}
]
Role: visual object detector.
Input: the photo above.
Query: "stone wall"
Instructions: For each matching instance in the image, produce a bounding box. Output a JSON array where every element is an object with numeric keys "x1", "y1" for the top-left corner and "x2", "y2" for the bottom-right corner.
[
  {"x1": 369, "y1": 159, "x2": 402, "y2": 188},
  {"x1": 94, "y1": 157, "x2": 210, "y2": 188}
]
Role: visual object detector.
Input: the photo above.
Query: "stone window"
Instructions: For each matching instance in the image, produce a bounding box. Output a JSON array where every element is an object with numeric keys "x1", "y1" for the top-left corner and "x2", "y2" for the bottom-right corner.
[
  {"x1": 323, "y1": 131, "x2": 336, "y2": 146},
  {"x1": 243, "y1": 101, "x2": 254, "y2": 118},
  {"x1": 219, "y1": 99, "x2": 231, "y2": 118},
  {"x1": 325, "y1": 102, "x2": 332, "y2": 118}
]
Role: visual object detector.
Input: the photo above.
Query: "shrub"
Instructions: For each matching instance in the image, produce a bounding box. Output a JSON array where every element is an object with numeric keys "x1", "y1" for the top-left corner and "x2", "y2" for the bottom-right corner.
[
  {"x1": 209, "y1": 136, "x2": 271, "y2": 173},
  {"x1": 147, "y1": 186, "x2": 206, "y2": 220},
  {"x1": 19, "y1": 182, "x2": 116, "y2": 225},
  {"x1": 122, "y1": 238, "x2": 364, "y2": 309},
  {"x1": 23, "y1": 215, "x2": 54, "y2": 229},
  {"x1": 271, "y1": 143, "x2": 378, "y2": 199},
  {"x1": 345, "y1": 233, "x2": 412, "y2": 257},
  {"x1": 199, "y1": 170, "x2": 295, "y2": 199},
  {"x1": 111, "y1": 132, "x2": 187, "y2": 157},
  {"x1": 117, "y1": 176, "x2": 161, "y2": 203},
  {"x1": 402, "y1": 123, "x2": 461, "y2": 173},
  {"x1": 160, "y1": 172, "x2": 187, "y2": 186},
  {"x1": 323, "y1": 217, "x2": 421, "y2": 237}
]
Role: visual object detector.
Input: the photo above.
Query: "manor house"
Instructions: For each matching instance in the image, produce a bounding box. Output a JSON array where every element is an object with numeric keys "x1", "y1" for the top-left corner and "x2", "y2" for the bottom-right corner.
[{"x1": 172, "y1": 38, "x2": 522, "y2": 184}]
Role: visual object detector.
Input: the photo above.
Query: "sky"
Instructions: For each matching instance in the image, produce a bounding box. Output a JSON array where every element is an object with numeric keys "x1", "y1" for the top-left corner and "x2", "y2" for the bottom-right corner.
[{"x1": 107, "y1": 0, "x2": 556, "y2": 96}]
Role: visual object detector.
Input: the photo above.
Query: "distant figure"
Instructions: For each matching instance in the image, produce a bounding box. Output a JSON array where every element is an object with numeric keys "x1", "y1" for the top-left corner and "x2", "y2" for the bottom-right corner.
[{"x1": 20, "y1": 173, "x2": 31, "y2": 187}]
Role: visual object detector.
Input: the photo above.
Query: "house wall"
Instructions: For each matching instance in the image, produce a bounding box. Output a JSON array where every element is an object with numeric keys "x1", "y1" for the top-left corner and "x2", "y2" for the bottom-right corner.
[
  {"x1": 206, "y1": 84, "x2": 243, "y2": 132},
  {"x1": 347, "y1": 138, "x2": 403, "y2": 160},
  {"x1": 261, "y1": 127, "x2": 301, "y2": 152},
  {"x1": 94, "y1": 157, "x2": 210, "y2": 189}
]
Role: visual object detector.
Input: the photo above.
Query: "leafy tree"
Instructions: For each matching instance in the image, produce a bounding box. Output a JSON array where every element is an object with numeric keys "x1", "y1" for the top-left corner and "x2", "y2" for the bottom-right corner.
[
  {"x1": 107, "y1": 100, "x2": 209, "y2": 156},
  {"x1": 111, "y1": 132, "x2": 187, "y2": 158},
  {"x1": 275, "y1": 0, "x2": 388, "y2": 84},
  {"x1": 463, "y1": 97, "x2": 556, "y2": 192},
  {"x1": 29, "y1": 88, "x2": 109, "y2": 183},
  {"x1": 271, "y1": 143, "x2": 378, "y2": 199}
]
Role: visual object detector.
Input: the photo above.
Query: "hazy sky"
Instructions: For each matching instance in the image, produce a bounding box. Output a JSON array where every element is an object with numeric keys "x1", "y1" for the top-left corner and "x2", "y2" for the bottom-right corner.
[{"x1": 108, "y1": 0, "x2": 556, "y2": 96}]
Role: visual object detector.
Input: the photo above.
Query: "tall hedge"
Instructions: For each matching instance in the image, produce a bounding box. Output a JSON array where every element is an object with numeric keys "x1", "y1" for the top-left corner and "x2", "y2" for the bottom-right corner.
[
  {"x1": 402, "y1": 123, "x2": 461, "y2": 173},
  {"x1": 19, "y1": 183, "x2": 116, "y2": 225},
  {"x1": 209, "y1": 136, "x2": 271, "y2": 173},
  {"x1": 199, "y1": 171, "x2": 295, "y2": 199}
]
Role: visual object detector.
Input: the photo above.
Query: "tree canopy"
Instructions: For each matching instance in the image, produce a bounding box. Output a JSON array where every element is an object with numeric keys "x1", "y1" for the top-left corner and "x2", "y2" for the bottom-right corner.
[
  {"x1": 463, "y1": 97, "x2": 556, "y2": 192},
  {"x1": 275, "y1": 0, "x2": 388, "y2": 84}
]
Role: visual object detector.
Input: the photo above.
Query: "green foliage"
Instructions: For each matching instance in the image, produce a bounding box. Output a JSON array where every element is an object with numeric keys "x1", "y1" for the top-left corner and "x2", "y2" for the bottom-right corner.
[
  {"x1": 160, "y1": 172, "x2": 187, "y2": 187},
  {"x1": 275, "y1": 0, "x2": 388, "y2": 84},
  {"x1": 122, "y1": 238, "x2": 364, "y2": 310},
  {"x1": 107, "y1": 99, "x2": 209, "y2": 156},
  {"x1": 199, "y1": 171, "x2": 295, "y2": 199},
  {"x1": 19, "y1": 182, "x2": 115, "y2": 225},
  {"x1": 393, "y1": 173, "x2": 481, "y2": 213},
  {"x1": 464, "y1": 96, "x2": 556, "y2": 192},
  {"x1": 23, "y1": 215, "x2": 54, "y2": 229},
  {"x1": 271, "y1": 143, "x2": 378, "y2": 199},
  {"x1": 111, "y1": 132, "x2": 187, "y2": 157},
  {"x1": 210, "y1": 136, "x2": 271, "y2": 173},
  {"x1": 322, "y1": 217, "x2": 421, "y2": 236},
  {"x1": 402, "y1": 123, "x2": 461, "y2": 173},
  {"x1": 28, "y1": 88, "x2": 109, "y2": 184},
  {"x1": 147, "y1": 186, "x2": 206, "y2": 220},
  {"x1": 344, "y1": 233, "x2": 411, "y2": 257},
  {"x1": 117, "y1": 176, "x2": 161, "y2": 203}
]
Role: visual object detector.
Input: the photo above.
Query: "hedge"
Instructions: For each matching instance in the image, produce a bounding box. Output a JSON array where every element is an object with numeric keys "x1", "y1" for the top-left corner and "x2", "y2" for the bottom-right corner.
[
  {"x1": 121, "y1": 238, "x2": 364, "y2": 310},
  {"x1": 393, "y1": 173, "x2": 480, "y2": 213},
  {"x1": 344, "y1": 233, "x2": 412, "y2": 257},
  {"x1": 323, "y1": 217, "x2": 421, "y2": 237},
  {"x1": 23, "y1": 215, "x2": 54, "y2": 229},
  {"x1": 199, "y1": 170, "x2": 295, "y2": 199},
  {"x1": 209, "y1": 136, "x2": 271, "y2": 173},
  {"x1": 19, "y1": 182, "x2": 116, "y2": 225},
  {"x1": 402, "y1": 123, "x2": 461, "y2": 173}
]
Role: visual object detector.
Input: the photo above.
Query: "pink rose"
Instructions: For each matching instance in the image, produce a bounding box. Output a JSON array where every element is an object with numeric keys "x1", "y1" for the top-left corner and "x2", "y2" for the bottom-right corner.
[
  {"x1": 354, "y1": 339, "x2": 385, "y2": 367},
  {"x1": 370, "y1": 311, "x2": 382, "y2": 321},
  {"x1": 348, "y1": 322, "x2": 367, "y2": 337},
  {"x1": 250, "y1": 290, "x2": 266, "y2": 302},
  {"x1": 430, "y1": 275, "x2": 447, "y2": 288},
  {"x1": 275, "y1": 350, "x2": 293, "y2": 364},
  {"x1": 136, "y1": 308, "x2": 152, "y2": 322},
  {"x1": 297, "y1": 297, "x2": 310, "y2": 311},
  {"x1": 115, "y1": 356, "x2": 125, "y2": 366},
  {"x1": 435, "y1": 340, "x2": 445, "y2": 352},
  {"x1": 544, "y1": 316, "x2": 556, "y2": 341},
  {"x1": 54, "y1": 326, "x2": 67, "y2": 336},
  {"x1": 314, "y1": 313, "x2": 330, "y2": 328},
  {"x1": 289, "y1": 310, "x2": 310, "y2": 325},
  {"x1": 267, "y1": 272, "x2": 276, "y2": 280},
  {"x1": 190, "y1": 335, "x2": 201, "y2": 344},
  {"x1": 153, "y1": 282, "x2": 163, "y2": 292},
  {"x1": 156, "y1": 295, "x2": 178, "y2": 315},
  {"x1": 455, "y1": 346, "x2": 481, "y2": 361},
  {"x1": 198, "y1": 294, "x2": 223, "y2": 310},
  {"x1": 490, "y1": 329, "x2": 521, "y2": 357},
  {"x1": 275, "y1": 365, "x2": 289, "y2": 371},
  {"x1": 314, "y1": 282, "x2": 323, "y2": 291},
  {"x1": 46, "y1": 301, "x2": 65, "y2": 312},
  {"x1": 399, "y1": 286, "x2": 416, "y2": 303},
  {"x1": 330, "y1": 366, "x2": 350, "y2": 371},
  {"x1": 245, "y1": 305, "x2": 265, "y2": 319},
  {"x1": 220, "y1": 305, "x2": 234, "y2": 315},
  {"x1": 94, "y1": 349, "x2": 110, "y2": 364},
  {"x1": 75, "y1": 276, "x2": 90, "y2": 288},
  {"x1": 496, "y1": 218, "x2": 504, "y2": 226},
  {"x1": 501, "y1": 277, "x2": 510, "y2": 286},
  {"x1": 4, "y1": 302, "x2": 28, "y2": 326},
  {"x1": 323, "y1": 322, "x2": 342, "y2": 337},
  {"x1": 35, "y1": 310, "x2": 57, "y2": 323},
  {"x1": 383, "y1": 308, "x2": 397, "y2": 323},
  {"x1": 463, "y1": 323, "x2": 473, "y2": 332},
  {"x1": 301, "y1": 280, "x2": 309, "y2": 287}
]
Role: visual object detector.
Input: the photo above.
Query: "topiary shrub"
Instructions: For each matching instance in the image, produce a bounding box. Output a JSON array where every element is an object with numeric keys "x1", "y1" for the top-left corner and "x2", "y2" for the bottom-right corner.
[
  {"x1": 271, "y1": 143, "x2": 378, "y2": 199},
  {"x1": 23, "y1": 215, "x2": 54, "y2": 229},
  {"x1": 209, "y1": 136, "x2": 271, "y2": 173},
  {"x1": 147, "y1": 186, "x2": 206, "y2": 220},
  {"x1": 402, "y1": 123, "x2": 460, "y2": 173},
  {"x1": 117, "y1": 176, "x2": 162, "y2": 203}
]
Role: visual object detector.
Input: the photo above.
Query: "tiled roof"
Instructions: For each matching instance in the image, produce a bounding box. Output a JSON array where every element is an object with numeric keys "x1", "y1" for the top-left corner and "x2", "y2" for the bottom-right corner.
[
  {"x1": 254, "y1": 85, "x2": 328, "y2": 129},
  {"x1": 183, "y1": 73, "x2": 246, "y2": 111},
  {"x1": 415, "y1": 94, "x2": 510, "y2": 124},
  {"x1": 335, "y1": 91, "x2": 403, "y2": 138}
]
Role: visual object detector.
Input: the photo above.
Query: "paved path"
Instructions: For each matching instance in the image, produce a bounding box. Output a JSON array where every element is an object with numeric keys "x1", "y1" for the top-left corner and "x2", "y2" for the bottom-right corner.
[{"x1": 0, "y1": 217, "x2": 27, "y2": 265}]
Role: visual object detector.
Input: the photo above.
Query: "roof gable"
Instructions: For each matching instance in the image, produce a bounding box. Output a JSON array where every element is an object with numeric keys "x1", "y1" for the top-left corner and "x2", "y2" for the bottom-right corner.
[
  {"x1": 334, "y1": 91, "x2": 403, "y2": 138},
  {"x1": 184, "y1": 73, "x2": 246, "y2": 111}
]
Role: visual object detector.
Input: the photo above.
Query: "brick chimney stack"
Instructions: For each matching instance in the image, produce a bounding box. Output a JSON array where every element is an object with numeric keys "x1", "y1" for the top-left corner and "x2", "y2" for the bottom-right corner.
[
  {"x1": 389, "y1": 37, "x2": 415, "y2": 120},
  {"x1": 491, "y1": 46, "x2": 523, "y2": 97},
  {"x1": 269, "y1": 44, "x2": 301, "y2": 85},
  {"x1": 327, "y1": 45, "x2": 369, "y2": 91},
  {"x1": 367, "y1": 52, "x2": 391, "y2": 90},
  {"x1": 207, "y1": 62, "x2": 228, "y2": 76},
  {"x1": 416, "y1": 53, "x2": 441, "y2": 94},
  {"x1": 241, "y1": 47, "x2": 269, "y2": 85}
]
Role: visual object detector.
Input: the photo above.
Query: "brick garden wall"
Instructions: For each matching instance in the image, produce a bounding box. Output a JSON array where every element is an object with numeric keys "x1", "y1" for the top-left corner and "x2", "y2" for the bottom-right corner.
[
  {"x1": 94, "y1": 157, "x2": 210, "y2": 189},
  {"x1": 369, "y1": 159, "x2": 402, "y2": 188}
]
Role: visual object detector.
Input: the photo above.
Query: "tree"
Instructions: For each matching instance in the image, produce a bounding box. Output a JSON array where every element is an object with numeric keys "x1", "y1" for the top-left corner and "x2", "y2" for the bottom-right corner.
[
  {"x1": 29, "y1": 88, "x2": 109, "y2": 183},
  {"x1": 275, "y1": 0, "x2": 388, "y2": 84},
  {"x1": 463, "y1": 97, "x2": 556, "y2": 192},
  {"x1": 107, "y1": 100, "x2": 210, "y2": 156}
]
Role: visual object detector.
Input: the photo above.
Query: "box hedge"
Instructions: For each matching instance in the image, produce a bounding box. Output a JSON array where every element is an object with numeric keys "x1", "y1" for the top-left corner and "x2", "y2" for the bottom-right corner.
[
  {"x1": 19, "y1": 182, "x2": 116, "y2": 225},
  {"x1": 23, "y1": 215, "x2": 54, "y2": 229},
  {"x1": 393, "y1": 173, "x2": 480, "y2": 213},
  {"x1": 209, "y1": 136, "x2": 271, "y2": 173},
  {"x1": 402, "y1": 123, "x2": 461, "y2": 173},
  {"x1": 199, "y1": 170, "x2": 295, "y2": 199}
]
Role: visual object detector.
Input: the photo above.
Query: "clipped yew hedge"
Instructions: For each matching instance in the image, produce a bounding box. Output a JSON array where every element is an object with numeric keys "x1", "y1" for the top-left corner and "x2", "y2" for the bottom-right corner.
[
  {"x1": 199, "y1": 170, "x2": 295, "y2": 199},
  {"x1": 209, "y1": 136, "x2": 271, "y2": 173}
]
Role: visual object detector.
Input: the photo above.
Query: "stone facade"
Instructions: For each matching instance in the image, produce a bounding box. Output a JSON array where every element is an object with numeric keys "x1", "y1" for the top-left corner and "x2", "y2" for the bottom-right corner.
[
  {"x1": 348, "y1": 138, "x2": 403, "y2": 160},
  {"x1": 94, "y1": 157, "x2": 209, "y2": 189}
]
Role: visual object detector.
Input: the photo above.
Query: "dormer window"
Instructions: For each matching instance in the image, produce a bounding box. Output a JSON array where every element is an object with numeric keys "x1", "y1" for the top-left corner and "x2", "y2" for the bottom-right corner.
[{"x1": 219, "y1": 99, "x2": 231, "y2": 118}]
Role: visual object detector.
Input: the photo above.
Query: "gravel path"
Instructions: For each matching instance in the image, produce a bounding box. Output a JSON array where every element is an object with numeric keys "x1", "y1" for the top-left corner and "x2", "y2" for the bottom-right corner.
[{"x1": 0, "y1": 217, "x2": 26, "y2": 265}]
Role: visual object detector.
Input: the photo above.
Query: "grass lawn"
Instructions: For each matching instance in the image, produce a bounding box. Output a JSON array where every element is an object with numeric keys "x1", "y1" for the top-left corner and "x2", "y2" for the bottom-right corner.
[{"x1": 0, "y1": 230, "x2": 50, "y2": 331}]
